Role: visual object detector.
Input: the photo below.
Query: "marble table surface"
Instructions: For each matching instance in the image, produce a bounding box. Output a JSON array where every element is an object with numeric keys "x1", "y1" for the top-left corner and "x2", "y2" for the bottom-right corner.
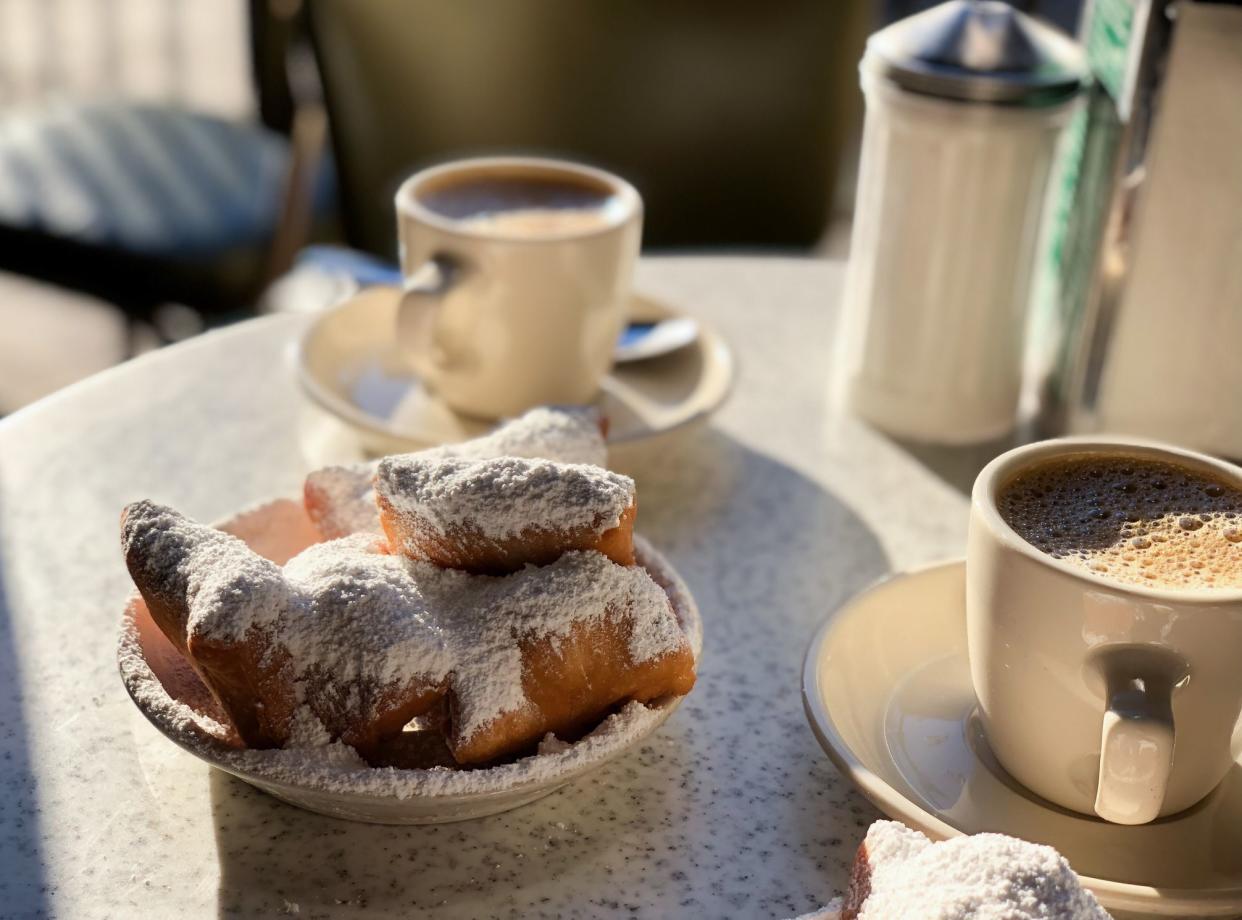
[{"x1": 0, "y1": 257, "x2": 976, "y2": 919}]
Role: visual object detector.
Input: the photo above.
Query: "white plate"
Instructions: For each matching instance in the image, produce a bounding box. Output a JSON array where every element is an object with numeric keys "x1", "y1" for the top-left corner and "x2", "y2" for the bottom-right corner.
[
  {"x1": 801, "y1": 560, "x2": 1242, "y2": 918},
  {"x1": 292, "y1": 286, "x2": 734, "y2": 458},
  {"x1": 118, "y1": 498, "x2": 703, "y2": 825}
]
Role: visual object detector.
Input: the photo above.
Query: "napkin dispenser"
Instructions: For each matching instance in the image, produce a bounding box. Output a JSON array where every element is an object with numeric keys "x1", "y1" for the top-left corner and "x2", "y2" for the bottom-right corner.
[{"x1": 1036, "y1": 0, "x2": 1242, "y2": 458}]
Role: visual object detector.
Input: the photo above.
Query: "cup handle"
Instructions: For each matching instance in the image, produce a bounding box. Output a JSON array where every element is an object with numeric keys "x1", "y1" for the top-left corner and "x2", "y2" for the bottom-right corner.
[
  {"x1": 397, "y1": 254, "x2": 460, "y2": 379},
  {"x1": 1094, "y1": 666, "x2": 1175, "y2": 825}
]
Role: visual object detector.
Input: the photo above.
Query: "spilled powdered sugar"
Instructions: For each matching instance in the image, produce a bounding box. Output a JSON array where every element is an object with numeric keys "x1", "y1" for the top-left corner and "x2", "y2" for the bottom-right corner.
[
  {"x1": 226, "y1": 700, "x2": 666, "y2": 797},
  {"x1": 791, "y1": 901, "x2": 842, "y2": 920},
  {"x1": 849, "y1": 821, "x2": 1109, "y2": 919},
  {"x1": 377, "y1": 456, "x2": 634, "y2": 542},
  {"x1": 303, "y1": 406, "x2": 607, "y2": 539},
  {"x1": 117, "y1": 533, "x2": 699, "y2": 799},
  {"x1": 536, "y1": 733, "x2": 573, "y2": 755}
]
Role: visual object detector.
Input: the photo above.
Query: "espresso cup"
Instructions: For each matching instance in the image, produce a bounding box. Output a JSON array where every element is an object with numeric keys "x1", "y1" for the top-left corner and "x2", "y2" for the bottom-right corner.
[
  {"x1": 968, "y1": 437, "x2": 1242, "y2": 825},
  {"x1": 394, "y1": 157, "x2": 642, "y2": 419}
]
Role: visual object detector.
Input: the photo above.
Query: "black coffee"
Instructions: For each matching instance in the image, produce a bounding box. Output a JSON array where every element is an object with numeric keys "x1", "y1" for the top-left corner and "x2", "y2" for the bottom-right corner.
[{"x1": 420, "y1": 176, "x2": 618, "y2": 238}]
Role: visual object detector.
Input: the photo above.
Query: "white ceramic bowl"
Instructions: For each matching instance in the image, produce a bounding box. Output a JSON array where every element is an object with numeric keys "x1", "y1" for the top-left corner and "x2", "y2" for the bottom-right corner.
[{"x1": 118, "y1": 498, "x2": 702, "y2": 824}]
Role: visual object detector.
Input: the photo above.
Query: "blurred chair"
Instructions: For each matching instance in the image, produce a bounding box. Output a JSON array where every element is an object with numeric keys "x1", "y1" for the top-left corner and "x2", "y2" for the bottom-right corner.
[
  {"x1": 0, "y1": 0, "x2": 335, "y2": 338},
  {"x1": 882, "y1": 0, "x2": 1082, "y2": 33},
  {"x1": 307, "y1": 0, "x2": 868, "y2": 258}
]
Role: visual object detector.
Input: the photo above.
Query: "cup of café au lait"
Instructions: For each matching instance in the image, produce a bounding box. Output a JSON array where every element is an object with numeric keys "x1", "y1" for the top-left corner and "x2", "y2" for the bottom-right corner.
[
  {"x1": 968, "y1": 437, "x2": 1242, "y2": 825},
  {"x1": 394, "y1": 157, "x2": 642, "y2": 420}
]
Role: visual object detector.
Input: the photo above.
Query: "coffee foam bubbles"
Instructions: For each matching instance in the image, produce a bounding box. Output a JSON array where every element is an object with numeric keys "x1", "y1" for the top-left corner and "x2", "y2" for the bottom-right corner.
[{"x1": 997, "y1": 455, "x2": 1242, "y2": 589}]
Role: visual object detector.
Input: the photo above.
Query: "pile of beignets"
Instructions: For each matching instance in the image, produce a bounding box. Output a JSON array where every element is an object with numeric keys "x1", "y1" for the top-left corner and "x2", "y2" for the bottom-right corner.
[{"x1": 122, "y1": 408, "x2": 696, "y2": 767}]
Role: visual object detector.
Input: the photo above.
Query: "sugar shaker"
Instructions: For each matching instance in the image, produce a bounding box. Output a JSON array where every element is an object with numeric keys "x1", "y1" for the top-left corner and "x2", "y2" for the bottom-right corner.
[{"x1": 839, "y1": 0, "x2": 1084, "y2": 444}]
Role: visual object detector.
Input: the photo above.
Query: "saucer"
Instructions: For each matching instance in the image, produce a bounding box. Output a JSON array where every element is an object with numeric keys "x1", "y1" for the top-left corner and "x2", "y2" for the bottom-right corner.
[
  {"x1": 118, "y1": 498, "x2": 702, "y2": 825},
  {"x1": 293, "y1": 286, "x2": 734, "y2": 458},
  {"x1": 801, "y1": 561, "x2": 1242, "y2": 918}
]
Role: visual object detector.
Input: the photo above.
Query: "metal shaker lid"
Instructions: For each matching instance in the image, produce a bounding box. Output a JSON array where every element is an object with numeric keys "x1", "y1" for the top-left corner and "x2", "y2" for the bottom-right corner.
[{"x1": 864, "y1": 0, "x2": 1084, "y2": 107}]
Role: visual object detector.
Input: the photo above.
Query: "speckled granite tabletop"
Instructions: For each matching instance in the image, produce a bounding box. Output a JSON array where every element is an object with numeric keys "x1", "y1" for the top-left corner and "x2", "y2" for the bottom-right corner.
[{"x1": 0, "y1": 258, "x2": 974, "y2": 919}]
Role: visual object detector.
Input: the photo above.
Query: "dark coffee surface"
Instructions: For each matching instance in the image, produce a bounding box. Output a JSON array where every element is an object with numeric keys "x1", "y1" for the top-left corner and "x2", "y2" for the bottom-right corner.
[
  {"x1": 997, "y1": 454, "x2": 1242, "y2": 588},
  {"x1": 421, "y1": 177, "x2": 614, "y2": 221}
]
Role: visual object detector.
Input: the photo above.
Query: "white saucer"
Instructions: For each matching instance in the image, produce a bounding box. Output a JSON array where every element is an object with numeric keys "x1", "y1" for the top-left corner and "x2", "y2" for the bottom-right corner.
[
  {"x1": 118, "y1": 498, "x2": 702, "y2": 825},
  {"x1": 802, "y1": 561, "x2": 1242, "y2": 918},
  {"x1": 292, "y1": 286, "x2": 734, "y2": 458}
]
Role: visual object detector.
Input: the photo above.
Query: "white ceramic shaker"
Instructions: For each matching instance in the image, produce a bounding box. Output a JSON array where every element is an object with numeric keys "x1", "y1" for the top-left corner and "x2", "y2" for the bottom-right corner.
[{"x1": 839, "y1": 0, "x2": 1083, "y2": 444}]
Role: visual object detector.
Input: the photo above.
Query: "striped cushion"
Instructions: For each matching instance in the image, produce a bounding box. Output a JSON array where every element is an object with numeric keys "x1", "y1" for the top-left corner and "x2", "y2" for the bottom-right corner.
[{"x1": 0, "y1": 101, "x2": 333, "y2": 257}]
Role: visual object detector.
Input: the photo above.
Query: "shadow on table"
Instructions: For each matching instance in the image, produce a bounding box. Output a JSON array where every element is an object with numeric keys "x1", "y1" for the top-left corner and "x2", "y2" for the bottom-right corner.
[
  {"x1": 210, "y1": 428, "x2": 890, "y2": 918},
  {"x1": 882, "y1": 427, "x2": 1032, "y2": 497},
  {"x1": 632, "y1": 429, "x2": 895, "y2": 915},
  {"x1": 0, "y1": 503, "x2": 48, "y2": 915}
]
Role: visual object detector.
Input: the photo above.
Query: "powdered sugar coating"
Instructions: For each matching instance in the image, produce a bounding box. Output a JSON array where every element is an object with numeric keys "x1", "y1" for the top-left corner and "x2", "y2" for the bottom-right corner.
[
  {"x1": 304, "y1": 464, "x2": 380, "y2": 538},
  {"x1": 851, "y1": 822, "x2": 1109, "y2": 919},
  {"x1": 453, "y1": 405, "x2": 606, "y2": 468},
  {"x1": 281, "y1": 534, "x2": 456, "y2": 702},
  {"x1": 117, "y1": 509, "x2": 700, "y2": 802},
  {"x1": 437, "y1": 547, "x2": 682, "y2": 741},
  {"x1": 287, "y1": 537, "x2": 676, "y2": 744},
  {"x1": 377, "y1": 455, "x2": 634, "y2": 543},
  {"x1": 303, "y1": 406, "x2": 607, "y2": 539},
  {"x1": 121, "y1": 499, "x2": 290, "y2": 644},
  {"x1": 286, "y1": 704, "x2": 334, "y2": 748},
  {"x1": 125, "y1": 502, "x2": 683, "y2": 751}
]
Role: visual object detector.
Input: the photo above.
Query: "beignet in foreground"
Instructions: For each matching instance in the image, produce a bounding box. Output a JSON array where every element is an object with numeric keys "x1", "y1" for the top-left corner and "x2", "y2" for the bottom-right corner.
[
  {"x1": 121, "y1": 501, "x2": 694, "y2": 764},
  {"x1": 843, "y1": 821, "x2": 1110, "y2": 919},
  {"x1": 376, "y1": 455, "x2": 637, "y2": 574}
]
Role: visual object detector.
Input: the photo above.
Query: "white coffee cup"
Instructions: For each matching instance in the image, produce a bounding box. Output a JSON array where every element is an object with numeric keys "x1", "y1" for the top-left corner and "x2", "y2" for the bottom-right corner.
[
  {"x1": 394, "y1": 157, "x2": 642, "y2": 419},
  {"x1": 968, "y1": 437, "x2": 1242, "y2": 825}
]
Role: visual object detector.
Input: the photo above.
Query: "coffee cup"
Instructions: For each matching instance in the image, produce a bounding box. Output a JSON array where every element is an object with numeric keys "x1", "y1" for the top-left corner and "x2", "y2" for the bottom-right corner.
[
  {"x1": 394, "y1": 157, "x2": 642, "y2": 419},
  {"x1": 968, "y1": 436, "x2": 1242, "y2": 824}
]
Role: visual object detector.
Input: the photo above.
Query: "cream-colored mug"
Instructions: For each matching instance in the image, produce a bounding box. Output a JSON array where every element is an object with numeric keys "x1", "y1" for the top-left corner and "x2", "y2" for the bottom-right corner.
[
  {"x1": 394, "y1": 157, "x2": 642, "y2": 419},
  {"x1": 968, "y1": 437, "x2": 1242, "y2": 825}
]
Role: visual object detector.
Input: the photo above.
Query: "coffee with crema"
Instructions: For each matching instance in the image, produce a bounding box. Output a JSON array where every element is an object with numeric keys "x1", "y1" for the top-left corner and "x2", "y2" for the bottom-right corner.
[
  {"x1": 420, "y1": 176, "x2": 619, "y2": 239},
  {"x1": 997, "y1": 454, "x2": 1242, "y2": 588}
]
